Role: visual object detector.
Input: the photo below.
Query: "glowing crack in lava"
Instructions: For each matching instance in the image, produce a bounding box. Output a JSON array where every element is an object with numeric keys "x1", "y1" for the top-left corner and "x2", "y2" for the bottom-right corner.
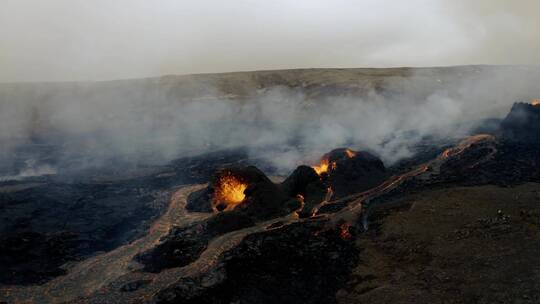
[
  {"x1": 531, "y1": 99, "x2": 540, "y2": 106},
  {"x1": 213, "y1": 172, "x2": 248, "y2": 211}
]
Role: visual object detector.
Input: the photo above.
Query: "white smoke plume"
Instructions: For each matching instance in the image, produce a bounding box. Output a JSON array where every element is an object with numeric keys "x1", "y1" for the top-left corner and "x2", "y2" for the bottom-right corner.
[{"x1": 1, "y1": 66, "x2": 540, "y2": 177}]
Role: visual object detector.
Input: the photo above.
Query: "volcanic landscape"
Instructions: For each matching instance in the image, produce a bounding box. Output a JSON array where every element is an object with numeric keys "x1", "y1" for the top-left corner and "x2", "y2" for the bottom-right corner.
[{"x1": 1, "y1": 66, "x2": 540, "y2": 303}]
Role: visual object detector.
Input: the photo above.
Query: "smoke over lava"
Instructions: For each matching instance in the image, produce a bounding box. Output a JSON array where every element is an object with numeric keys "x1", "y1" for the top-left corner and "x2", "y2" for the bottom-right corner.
[{"x1": 2, "y1": 66, "x2": 540, "y2": 179}]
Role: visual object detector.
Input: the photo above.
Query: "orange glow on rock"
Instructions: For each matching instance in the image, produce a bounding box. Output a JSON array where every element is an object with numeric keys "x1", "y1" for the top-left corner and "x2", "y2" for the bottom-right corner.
[
  {"x1": 340, "y1": 223, "x2": 352, "y2": 240},
  {"x1": 312, "y1": 158, "x2": 330, "y2": 175},
  {"x1": 344, "y1": 149, "x2": 356, "y2": 158},
  {"x1": 213, "y1": 173, "x2": 247, "y2": 211}
]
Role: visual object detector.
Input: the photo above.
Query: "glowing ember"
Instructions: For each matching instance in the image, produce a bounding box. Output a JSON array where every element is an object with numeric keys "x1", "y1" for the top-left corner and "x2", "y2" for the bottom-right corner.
[
  {"x1": 531, "y1": 99, "x2": 540, "y2": 106},
  {"x1": 295, "y1": 194, "x2": 306, "y2": 215},
  {"x1": 442, "y1": 149, "x2": 451, "y2": 158},
  {"x1": 344, "y1": 149, "x2": 356, "y2": 158},
  {"x1": 339, "y1": 223, "x2": 352, "y2": 240},
  {"x1": 312, "y1": 149, "x2": 356, "y2": 175},
  {"x1": 213, "y1": 172, "x2": 248, "y2": 211}
]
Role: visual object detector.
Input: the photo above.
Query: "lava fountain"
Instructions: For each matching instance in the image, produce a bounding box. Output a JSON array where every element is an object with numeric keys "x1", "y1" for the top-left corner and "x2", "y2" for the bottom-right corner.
[
  {"x1": 213, "y1": 172, "x2": 248, "y2": 211},
  {"x1": 312, "y1": 158, "x2": 331, "y2": 176},
  {"x1": 312, "y1": 148, "x2": 356, "y2": 176}
]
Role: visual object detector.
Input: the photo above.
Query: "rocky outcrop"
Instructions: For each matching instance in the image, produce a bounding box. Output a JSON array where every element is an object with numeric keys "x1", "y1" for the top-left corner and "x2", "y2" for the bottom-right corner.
[
  {"x1": 152, "y1": 221, "x2": 358, "y2": 304},
  {"x1": 136, "y1": 212, "x2": 255, "y2": 272},
  {"x1": 499, "y1": 102, "x2": 540, "y2": 143},
  {"x1": 325, "y1": 149, "x2": 386, "y2": 198},
  {"x1": 280, "y1": 165, "x2": 327, "y2": 217},
  {"x1": 0, "y1": 231, "x2": 79, "y2": 285},
  {"x1": 186, "y1": 166, "x2": 299, "y2": 220}
]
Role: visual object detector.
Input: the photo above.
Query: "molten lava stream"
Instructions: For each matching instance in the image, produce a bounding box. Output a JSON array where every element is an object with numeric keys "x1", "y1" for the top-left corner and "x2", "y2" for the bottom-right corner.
[{"x1": 214, "y1": 173, "x2": 248, "y2": 211}]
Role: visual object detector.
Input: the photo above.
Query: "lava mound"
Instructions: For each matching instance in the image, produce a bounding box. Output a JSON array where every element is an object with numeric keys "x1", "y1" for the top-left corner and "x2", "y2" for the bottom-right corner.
[
  {"x1": 187, "y1": 166, "x2": 272, "y2": 212},
  {"x1": 499, "y1": 101, "x2": 540, "y2": 143},
  {"x1": 318, "y1": 148, "x2": 387, "y2": 199},
  {"x1": 187, "y1": 166, "x2": 300, "y2": 220},
  {"x1": 140, "y1": 166, "x2": 308, "y2": 272},
  {"x1": 280, "y1": 165, "x2": 327, "y2": 217},
  {"x1": 136, "y1": 149, "x2": 388, "y2": 301},
  {"x1": 187, "y1": 149, "x2": 388, "y2": 219}
]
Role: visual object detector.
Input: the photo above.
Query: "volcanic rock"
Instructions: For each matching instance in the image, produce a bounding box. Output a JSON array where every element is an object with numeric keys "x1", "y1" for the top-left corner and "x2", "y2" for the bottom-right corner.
[
  {"x1": 0, "y1": 149, "x2": 254, "y2": 285},
  {"x1": 187, "y1": 166, "x2": 274, "y2": 213},
  {"x1": 152, "y1": 220, "x2": 359, "y2": 304},
  {"x1": 280, "y1": 165, "x2": 327, "y2": 217},
  {"x1": 0, "y1": 231, "x2": 79, "y2": 285},
  {"x1": 139, "y1": 165, "x2": 319, "y2": 272},
  {"x1": 137, "y1": 211, "x2": 255, "y2": 272},
  {"x1": 325, "y1": 149, "x2": 387, "y2": 198},
  {"x1": 186, "y1": 166, "x2": 301, "y2": 220},
  {"x1": 237, "y1": 179, "x2": 297, "y2": 221},
  {"x1": 186, "y1": 188, "x2": 214, "y2": 212},
  {"x1": 499, "y1": 102, "x2": 540, "y2": 143},
  {"x1": 281, "y1": 165, "x2": 321, "y2": 196}
]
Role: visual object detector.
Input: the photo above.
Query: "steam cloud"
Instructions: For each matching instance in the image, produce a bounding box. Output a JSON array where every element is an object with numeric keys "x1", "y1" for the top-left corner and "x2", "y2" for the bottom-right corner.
[{"x1": 2, "y1": 66, "x2": 540, "y2": 178}]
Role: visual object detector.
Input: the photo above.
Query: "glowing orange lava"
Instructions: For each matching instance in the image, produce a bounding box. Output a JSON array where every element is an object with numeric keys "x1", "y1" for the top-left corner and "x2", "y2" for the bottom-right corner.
[
  {"x1": 213, "y1": 173, "x2": 248, "y2": 211},
  {"x1": 312, "y1": 158, "x2": 330, "y2": 175},
  {"x1": 440, "y1": 134, "x2": 494, "y2": 160},
  {"x1": 340, "y1": 223, "x2": 352, "y2": 240},
  {"x1": 442, "y1": 149, "x2": 451, "y2": 158},
  {"x1": 345, "y1": 149, "x2": 356, "y2": 158},
  {"x1": 531, "y1": 99, "x2": 540, "y2": 106}
]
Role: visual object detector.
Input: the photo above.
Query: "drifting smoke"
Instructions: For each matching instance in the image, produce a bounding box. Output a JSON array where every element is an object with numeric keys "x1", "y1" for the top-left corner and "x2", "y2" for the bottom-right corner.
[
  {"x1": 1, "y1": 66, "x2": 540, "y2": 178},
  {"x1": 0, "y1": 159, "x2": 56, "y2": 182}
]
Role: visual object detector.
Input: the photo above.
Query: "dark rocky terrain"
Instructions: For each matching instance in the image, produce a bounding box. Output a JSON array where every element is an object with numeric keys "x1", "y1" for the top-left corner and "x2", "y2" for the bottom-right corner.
[
  {"x1": 499, "y1": 102, "x2": 540, "y2": 143},
  {"x1": 0, "y1": 149, "x2": 264, "y2": 286},
  {"x1": 338, "y1": 183, "x2": 540, "y2": 304}
]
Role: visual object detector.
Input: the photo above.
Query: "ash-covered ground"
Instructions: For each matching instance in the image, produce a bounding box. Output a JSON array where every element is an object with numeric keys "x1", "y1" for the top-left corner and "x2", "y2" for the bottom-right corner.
[{"x1": 1, "y1": 68, "x2": 540, "y2": 304}]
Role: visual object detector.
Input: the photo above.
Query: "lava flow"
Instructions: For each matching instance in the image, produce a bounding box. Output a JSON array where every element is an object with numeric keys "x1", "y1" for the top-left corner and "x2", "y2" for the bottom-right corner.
[
  {"x1": 439, "y1": 134, "x2": 495, "y2": 160},
  {"x1": 213, "y1": 172, "x2": 248, "y2": 211}
]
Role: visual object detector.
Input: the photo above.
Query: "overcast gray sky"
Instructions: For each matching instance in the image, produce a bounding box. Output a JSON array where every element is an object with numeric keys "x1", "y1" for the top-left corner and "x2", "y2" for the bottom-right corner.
[{"x1": 1, "y1": 0, "x2": 539, "y2": 82}]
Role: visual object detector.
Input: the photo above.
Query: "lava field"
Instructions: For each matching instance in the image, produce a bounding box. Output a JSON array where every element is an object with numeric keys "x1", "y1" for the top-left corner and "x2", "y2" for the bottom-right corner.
[{"x1": 1, "y1": 101, "x2": 540, "y2": 304}]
